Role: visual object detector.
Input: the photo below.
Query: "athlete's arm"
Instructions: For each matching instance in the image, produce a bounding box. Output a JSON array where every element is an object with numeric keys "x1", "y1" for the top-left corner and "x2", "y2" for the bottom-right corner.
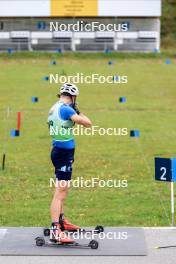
[{"x1": 71, "y1": 113, "x2": 92, "y2": 128}]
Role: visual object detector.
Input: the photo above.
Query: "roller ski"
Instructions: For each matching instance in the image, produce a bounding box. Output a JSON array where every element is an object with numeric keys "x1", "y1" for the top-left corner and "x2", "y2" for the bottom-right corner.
[
  {"x1": 35, "y1": 236, "x2": 98, "y2": 249},
  {"x1": 43, "y1": 217, "x2": 104, "y2": 236},
  {"x1": 36, "y1": 223, "x2": 98, "y2": 249}
]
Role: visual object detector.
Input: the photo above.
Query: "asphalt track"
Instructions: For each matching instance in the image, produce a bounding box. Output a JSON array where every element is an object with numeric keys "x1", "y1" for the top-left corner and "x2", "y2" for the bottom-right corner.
[
  {"x1": 0, "y1": 227, "x2": 147, "y2": 256},
  {"x1": 0, "y1": 228, "x2": 176, "y2": 264}
]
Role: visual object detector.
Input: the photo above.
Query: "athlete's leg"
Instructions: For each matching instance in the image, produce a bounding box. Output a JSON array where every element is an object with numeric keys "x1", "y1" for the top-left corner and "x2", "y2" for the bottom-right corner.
[
  {"x1": 50, "y1": 180, "x2": 69, "y2": 222},
  {"x1": 49, "y1": 147, "x2": 75, "y2": 243},
  {"x1": 49, "y1": 179, "x2": 74, "y2": 243},
  {"x1": 50, "y1": 147, "x2": 78, "y2": 234}
]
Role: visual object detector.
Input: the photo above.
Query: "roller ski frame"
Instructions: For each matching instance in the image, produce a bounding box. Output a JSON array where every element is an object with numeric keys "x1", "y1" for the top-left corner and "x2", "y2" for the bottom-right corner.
[
  {"x1": 43, "y1": 225, "x2": 104, "y2": 237},
  {"x1": 35, "y1": 236, "x2": 99, "y2": 249}
]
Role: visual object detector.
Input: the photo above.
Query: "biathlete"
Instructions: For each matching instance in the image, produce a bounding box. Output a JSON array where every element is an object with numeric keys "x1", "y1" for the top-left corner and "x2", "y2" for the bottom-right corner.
[{"x1": 48, "y1": 83, "x2": 92, "y2": 243}]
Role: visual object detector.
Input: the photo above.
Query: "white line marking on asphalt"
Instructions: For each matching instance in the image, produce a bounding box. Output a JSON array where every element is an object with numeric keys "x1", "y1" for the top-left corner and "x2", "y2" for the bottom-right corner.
[
  {"x1": 0, "y1": 229, "x2": 7, "y2": 239},
  {"x1": 144, "y1": 227, "x2": 176, "y2": 230}
]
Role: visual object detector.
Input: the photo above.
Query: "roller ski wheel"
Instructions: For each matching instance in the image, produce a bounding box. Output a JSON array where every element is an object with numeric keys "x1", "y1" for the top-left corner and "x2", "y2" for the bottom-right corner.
[
  {"x1": 89, "y1": 240, "x2": 99, "y2": 249},
  {"x1": 35, "y1": 236, "x2": 98, "y2": 249},
  {"x1": 35, "y1": 237, "x2": 45, "y2": 247},
  {"x1": 94, "y1": 225, "x2": 104, "y2": 233},
  {"x1": 43, "y1": 228, "x2": 50, "y2": 236}
]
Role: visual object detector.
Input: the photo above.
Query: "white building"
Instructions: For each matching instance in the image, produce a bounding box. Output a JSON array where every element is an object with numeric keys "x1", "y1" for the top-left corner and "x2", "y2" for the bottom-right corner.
[{"x1": 0, "y1": 0, "x2": 161, "y2": 52}]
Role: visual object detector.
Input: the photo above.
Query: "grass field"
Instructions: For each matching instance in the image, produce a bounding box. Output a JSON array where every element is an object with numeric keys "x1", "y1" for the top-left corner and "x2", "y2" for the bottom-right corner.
[{"x1": 0, "y1": 52, "x2": 176, "y2": 227}]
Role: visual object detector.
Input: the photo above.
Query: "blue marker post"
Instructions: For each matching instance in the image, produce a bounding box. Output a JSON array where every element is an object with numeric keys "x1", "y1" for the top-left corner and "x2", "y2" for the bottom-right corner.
[
  {"x1": 108, "y1": 61, "x2": 113, "y2": 65},
  {"x1": 31, "y1": 97, "x2": 38, "y2": 103},
  {"x1": 119, "y1": 97, "x2": 126, "y2": 103},
  {"x1": 155, "y1": 157, "x2": 176, "y2": 226},
  {"x1": 7, "y1": 48, "x2": 13, "y2": 54},
  {"x1": 165, "y1": 59, "x2": 171, "y2": 65},
  {"x1": 113, "y1": 75, "x2": 118, "y2": 82},
  {"x1": 51, "y1": 60, "x2": 57, "y2": 65},
  {"x1": 130, "y1": 130, "x2": 140, "y2": 137},
  {"x1": 153, "y1": 48, "x2": 159, "y2": 53},
  {"x1": 56, "y1": 48, "x2": 62, "y2": 54},
  {"x1": 104, "y1": 48, "x2": 110, "y2": 54},
  {"x1": 42, "y1": 76, "x2": 49, "y2": 81},
  {"x1": 10, "y1": 130, "x2": 20, "y2": 137}
]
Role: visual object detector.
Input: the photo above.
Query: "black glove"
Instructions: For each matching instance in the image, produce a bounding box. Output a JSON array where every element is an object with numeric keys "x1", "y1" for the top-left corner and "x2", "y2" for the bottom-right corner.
[{"x1": 72, "y1": 103, "x2": 80, "y2": 115}]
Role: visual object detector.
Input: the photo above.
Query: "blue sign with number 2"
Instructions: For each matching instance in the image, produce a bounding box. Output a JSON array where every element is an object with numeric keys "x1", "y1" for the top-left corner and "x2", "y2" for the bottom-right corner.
[{"x1": 155, "y1": 157, "x2": 176, "y2": 182}]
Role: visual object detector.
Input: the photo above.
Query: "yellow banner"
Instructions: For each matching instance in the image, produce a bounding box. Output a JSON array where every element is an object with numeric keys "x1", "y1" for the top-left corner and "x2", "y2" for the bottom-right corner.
[{"x1": 51, "y1": 0, "x2": 98, "y2": 17}]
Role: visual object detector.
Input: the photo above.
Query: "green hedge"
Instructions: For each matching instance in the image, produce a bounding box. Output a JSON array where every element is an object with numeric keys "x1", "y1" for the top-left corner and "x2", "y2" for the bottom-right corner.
[{"x1": 0, "y1": 51, "x2": 175, "y2": 59}]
